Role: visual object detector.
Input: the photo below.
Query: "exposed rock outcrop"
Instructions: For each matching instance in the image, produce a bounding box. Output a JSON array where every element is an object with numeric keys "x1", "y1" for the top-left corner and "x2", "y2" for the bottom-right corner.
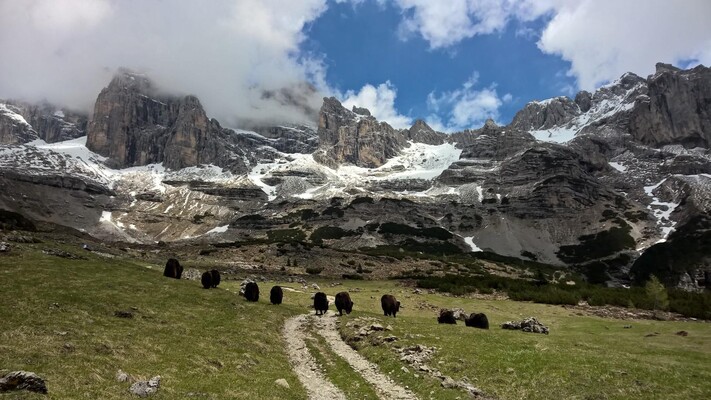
[
  {"x1": 9, "y1": 101, "x2": 87, "y2": 143},
  {"x1": 510, "y1": 96, "x2": 580, "y2": 131},
  {"x1": 630, "y1": 63, "x2": 711, "y2": 148},
  {"x1": 407, "y1": 120, "x2": 446, "y2": 145},
  {"x1": 0, "y1": 371, "x2": 48, "y2": 394},
  {"x1": 86, "y1": 69, "x2": 251, "y2": 172},
  {"x1": 0, "y1": 103, "x2": 38, "y2": 144},
  {"x1": 313, "y1": 97, "x2": 407, "y2": 168}
]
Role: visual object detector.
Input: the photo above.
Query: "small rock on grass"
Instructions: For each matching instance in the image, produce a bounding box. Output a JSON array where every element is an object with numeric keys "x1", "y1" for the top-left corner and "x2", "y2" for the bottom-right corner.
[
  {"x1": 116, "y1": 369, "x2": 130, "y2": 383},
  {"x1": 129, "y1": 376, "x2": 160, "y2": 397},
  {"x1": 275, "y1": 378, "x2": 290, "y2": 389},
  {"x1": 0, "y1": 371, "x2": 48, "y2": 394}
]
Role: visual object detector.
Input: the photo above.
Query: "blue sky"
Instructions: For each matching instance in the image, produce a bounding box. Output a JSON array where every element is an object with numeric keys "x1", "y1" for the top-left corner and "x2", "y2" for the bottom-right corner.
[
  {"x1": 1, "y1": 0, "x2": 709, "y2": 131},
  {"x1": 303, "y1": 1, "x2": 576, "y2": 128}
]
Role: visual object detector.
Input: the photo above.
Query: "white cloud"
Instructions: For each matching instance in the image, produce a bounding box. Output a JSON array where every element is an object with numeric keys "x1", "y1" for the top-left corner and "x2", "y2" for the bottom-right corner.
[
  {"x1": 0, "y1": 0, "x2": 330, "y2": 126},
  {"x1": 341, "y1": 81, "x2": 413, "y2": 129},
  {"x1": 426, "y1": 73, "x2": 508, "y2": 132},
  {"x1": 394, "y1": 0, "x2": 554, "y2": 49},
  {"x1": 389, "y1": 1, "x2": 711, "y2": 90},
  {"x1": 537, "y1": 0, "x2": 711, "y2": 90}
]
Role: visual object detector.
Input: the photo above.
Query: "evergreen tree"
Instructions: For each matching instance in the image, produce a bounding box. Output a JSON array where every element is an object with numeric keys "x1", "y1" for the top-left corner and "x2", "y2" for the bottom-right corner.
[{"x1": 645, "y1": 275, "x2": 669, "y2": 311}]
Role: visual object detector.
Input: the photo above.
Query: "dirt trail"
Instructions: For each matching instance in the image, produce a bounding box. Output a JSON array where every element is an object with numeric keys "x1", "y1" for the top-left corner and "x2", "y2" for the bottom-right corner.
[
  {"x1": 284, "y1": 311, "x2": 419, "y2": 400},
  {"x1": 282, "y1": 314, "x2": 347, "y2": 400}
]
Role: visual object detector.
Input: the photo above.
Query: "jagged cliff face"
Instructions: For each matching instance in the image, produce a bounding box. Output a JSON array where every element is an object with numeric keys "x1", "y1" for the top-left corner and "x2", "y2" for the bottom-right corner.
[
  {"x1": 1, "y1": 64, "x2": 711, "y2": 288},
  {"x1": 630, "y1": 63, "x2": 711, "y2": 148},
  {"x1": 313, "y1": 97, "x2": 408, "y2": 168},
  {"x1": 86, "y1": 70, "x2": 253, "y2": 172},
  {"x1": 0, "y1": 103, "x2": 37, "y2": 144}
]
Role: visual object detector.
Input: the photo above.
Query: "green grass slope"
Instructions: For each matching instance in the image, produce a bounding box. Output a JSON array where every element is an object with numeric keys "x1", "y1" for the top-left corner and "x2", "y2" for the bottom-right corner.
[
  {"x1": 1, "y1": 242, "x2": 710, "y2": 399},
  {"x1": 0, "y1": 244, "x2": 309, "y2": 399}
]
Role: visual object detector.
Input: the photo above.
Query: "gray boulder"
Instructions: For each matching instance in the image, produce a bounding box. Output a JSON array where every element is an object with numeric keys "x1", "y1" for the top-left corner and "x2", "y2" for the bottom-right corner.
[
  {"x1": 0, "y1": 371, "x2": 48, "y2": 394},
  {"x1": 129, "y1": 375, "x2": 161, "y2": 397}
]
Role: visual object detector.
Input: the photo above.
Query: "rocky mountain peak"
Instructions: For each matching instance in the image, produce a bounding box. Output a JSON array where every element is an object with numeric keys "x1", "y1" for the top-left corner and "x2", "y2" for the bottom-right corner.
[
  {"x1": 109, "y1": 68, "x2": 156, "y2": 95},
  {"x1": 407, "y1": 119, "x2": 446, "y2": 145},
  {"x1": 630, "y1": 63, "x2": 711, "y2": 148},
  {"x1": 510, "y1": 96, "x2": 580, "y2": 131},
  {"x1": 352, "y1": 105, "x2": 371, "y2": 116},
  {"x1": 85, "y1": 69, "x2": 251, "y2": 172},
  {"x1": 314, "y1": 97, "x2": 407, "y2": 168},
  {"x1": 655, "y1": 62, "x2": 682, "y2": 74}
]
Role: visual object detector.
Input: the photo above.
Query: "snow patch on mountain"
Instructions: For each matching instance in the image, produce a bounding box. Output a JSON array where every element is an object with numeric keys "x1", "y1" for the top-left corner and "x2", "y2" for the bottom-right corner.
[
  {"x1": 464, "y1": 236, "x2": 483, "y2": 252},
  {"x1": 206, "y1": 225, "x2": 229, "y2": 234},
  {"x1": 0, "y1": 103, "x2": 30, "y2": 126},
  {"x1": 609, "y1": 162, "x2": 627, "y2": 172},
  {"x1": 531, "y1": 82, "x2": 643, "y2": 144},
  {"x1": 251, "y1": 141, "x2": 462, "y2": 200},
  {"x1": 644, "y1": 178, "x2": 680, "y2": 242}
]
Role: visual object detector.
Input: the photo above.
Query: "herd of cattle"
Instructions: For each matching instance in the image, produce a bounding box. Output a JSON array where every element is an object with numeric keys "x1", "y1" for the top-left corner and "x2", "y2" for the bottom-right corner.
[{"x1": 162, "y1": 258, "x2": 488, "y2": 329}]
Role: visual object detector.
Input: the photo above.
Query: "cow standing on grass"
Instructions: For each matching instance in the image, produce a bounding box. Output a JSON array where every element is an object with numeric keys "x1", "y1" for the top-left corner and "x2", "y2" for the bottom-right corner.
[
  {"x1": 244, "y1": 282, "x2": 259, "y2": 302},
  {"x1": 210, "y1": 269, "x2": 221, "y2": 288},
  {"x1": 465, "y1": 313, "x2": 489, "y2": 329},
  {"x1": 201, "y1": 271, "x2": 212, "y2": 289},
  {"x1": 270, "y1": 286, "x2": 283, "y2": 305},
  {"x1": 314, "y1": 292, "x2": 328, "y2": 315},
  {"x1": 163, "y1": 258, "x2": 183, "y2": 279},
  {"x1": 334, "y1": 292, "x2": 353, "y2": 316},
  {"x1": 437, "y1": 309, "x2": 457, "y2": 324},
  {"x1": 381, "y1": 294, "x2": 400, "y2": 317}
]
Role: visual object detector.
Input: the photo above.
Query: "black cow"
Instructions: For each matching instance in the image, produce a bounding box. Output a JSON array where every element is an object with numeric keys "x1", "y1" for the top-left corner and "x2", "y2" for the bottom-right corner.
[
  {"x1": 244, "y1": 282, "x2": 259, "y2": 302},
  {"x1": 270, "y1": 286, "x2": 283, "y2": 305},
  {"x1": 334, "y1": 292, "x2": 353, "y2": 315},
  {"x1": 465, "y1": 313, "x2": 489, "y2": 329},
  {"x1": 163, "y1": 258, "x2": 183, "y2": 279},
  {"x1": 381, "y1": 294, "x2": 400, "y2": 318},
  {"x1": 201, "y1": 271, "x2": 212, "y2": 289},
  {"x1": 314, "y1": 292, "x2": 328, "y2": 315},
  {"x1": 437, "y1": 309, "x2": 457, "y2": 324},
  {"x1": 210, "y1": 269, "x2": 221, "y2": 288}
]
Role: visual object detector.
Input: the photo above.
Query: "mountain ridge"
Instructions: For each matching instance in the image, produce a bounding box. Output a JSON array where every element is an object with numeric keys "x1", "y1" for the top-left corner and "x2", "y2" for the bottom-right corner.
[{"x1": 1, "y1": 63, "x2": 710, "y2": 291}]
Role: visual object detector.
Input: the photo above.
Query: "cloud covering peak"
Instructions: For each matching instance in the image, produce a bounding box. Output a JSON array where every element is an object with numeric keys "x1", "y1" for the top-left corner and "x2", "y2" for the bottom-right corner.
[{"x1": 0, "y1": 0, "x2": 329, "y2": 126}]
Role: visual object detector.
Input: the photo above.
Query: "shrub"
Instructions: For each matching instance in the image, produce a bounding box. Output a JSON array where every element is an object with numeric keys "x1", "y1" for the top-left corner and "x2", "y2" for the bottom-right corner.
[
  {"x1": 267, "y1": 229, "x2": 306, "y2": 243},
  {"x1": 310, "y1": 226, "x2": 356, "y2": 244},
  {"x1": 645, "y1": 275, "x2": 669, "y2": 311},
  {"x1": 305, "y1": 267, "x2": 323, "y2": 275}
]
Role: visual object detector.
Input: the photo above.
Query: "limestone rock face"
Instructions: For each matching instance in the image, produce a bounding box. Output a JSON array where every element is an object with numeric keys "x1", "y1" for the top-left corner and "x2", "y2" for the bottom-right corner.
[
  {"x1": 253, "y1": 125, "x2": 318, "y2": 154},
  {"x1": 9, "y1": 101, "x2": 88, "y2": 143},
  {"x1": 313, "y1": 97, "x2": 408, "y2": 168},
  {"x1": 86, "y1": 69, "x2": 249, "y2": 172},
  {"x1": 575, "y1": 90, "x2": 593, "y2": 113},
  {"x1": 407, "y1": 119, "x2": 446, "y2": 145},
  {"x1": 510, "y1": 96, "x2": 580, "y2": 131},
  {"x1": 459, "y1": 124, "x2": 536, "y2": 161},
  {"x1": 630, "y1": 63, "x2": 711, "y2": 148},
  {"x1": 0, "y1": 104, "x2": 38, "y2": 144}
]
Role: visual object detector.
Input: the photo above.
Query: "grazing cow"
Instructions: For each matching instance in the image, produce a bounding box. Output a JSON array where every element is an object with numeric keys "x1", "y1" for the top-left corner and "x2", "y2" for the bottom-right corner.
[
  {"x1": 381, "y1": 294, "x2": 400, "y2": 318},
  {"x1": 437, "y1": 309, "x2": 457, "y2": 324},
  {"x1": 244, "y1": 282, "x2": 259, "y2": 302},
  {"x1": 201, "y1": 271, "x2": 212, "y2": 289},
  {"x1": 334, "y1": 291, "x2": 353, "y2": 315},
  {"x1": 210, "y1": 269, "x2": 221, "y2": 288},
  {"x1": 163, "y1": 258, "x2": 183, "y2": 279},
  {"x1": 313, "y1": 292, "x2": 329, "y2": 315},
  {"x1": 465, "y1": 313, "x2": 489, "y2": 329},
  {"x1": 270, "y1": 286, "x2": 283, "y2": 305}
]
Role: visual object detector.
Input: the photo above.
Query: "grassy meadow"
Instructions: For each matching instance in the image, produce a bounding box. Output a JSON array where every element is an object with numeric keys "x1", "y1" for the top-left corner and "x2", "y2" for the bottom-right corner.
[{"x1": 1, "y1": 239, "x2": 710, "y2": 399}]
